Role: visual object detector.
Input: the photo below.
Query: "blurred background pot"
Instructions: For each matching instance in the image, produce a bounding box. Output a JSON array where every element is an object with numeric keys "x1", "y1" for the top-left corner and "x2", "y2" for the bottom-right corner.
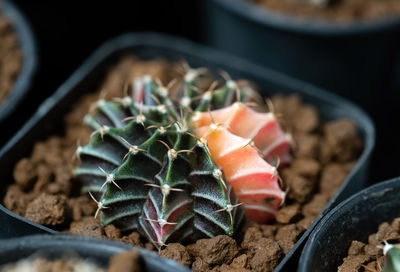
[
  {"x1": 298, "y1": 177, "x2": 400, "y2": 272},
  {"x1": 204, "y1": 0, "x2": 400, "y2": 184},
  {"x1": 0, "y1": 234, "x2": 191, "y2": 271},
  {"x1": 0, "y1": 0, "x2": 36, "y2": 123},
  {"x1": 205, "y1": 0, "x2": 400, "y2": 112}
]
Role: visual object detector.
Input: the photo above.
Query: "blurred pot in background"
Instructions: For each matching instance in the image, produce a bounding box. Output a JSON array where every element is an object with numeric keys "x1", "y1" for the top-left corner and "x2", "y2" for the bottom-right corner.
[
  {"x1": 204, "y1": 0, "x2": 400, "y2": 184},
  {"x1": 0, "y1": 0, "x2": 36, "y2": 123},
  {"x1": 205, "y1": 0, "x2": 400, "y2": 111}
]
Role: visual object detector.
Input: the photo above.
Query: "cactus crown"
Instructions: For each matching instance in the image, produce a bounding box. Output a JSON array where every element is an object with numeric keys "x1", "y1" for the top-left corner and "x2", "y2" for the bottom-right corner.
[{"x1": 74, "y1": 64, "x2": 290, "y2": 248}]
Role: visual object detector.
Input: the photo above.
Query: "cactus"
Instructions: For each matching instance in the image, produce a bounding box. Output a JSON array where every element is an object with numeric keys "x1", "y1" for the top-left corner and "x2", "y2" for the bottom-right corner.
[
  {"x1": 382, "y1": 243, "x2": 400, "y2": 272},
  {"x1": 74, "y1": 65, "x2": 291, "y2": 247}
]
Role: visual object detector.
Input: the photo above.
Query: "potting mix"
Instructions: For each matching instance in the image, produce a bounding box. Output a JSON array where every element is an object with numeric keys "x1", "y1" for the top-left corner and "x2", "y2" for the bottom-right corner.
[
  {"x1": 339, "y1": 217, "x2": 400, "y2": 272},
  {"x1": 0, "y1": 12, "x2": 22, "y2": 103},
  {"x1": 249, "y1": 0, "x2": 400, "y2": 22}
]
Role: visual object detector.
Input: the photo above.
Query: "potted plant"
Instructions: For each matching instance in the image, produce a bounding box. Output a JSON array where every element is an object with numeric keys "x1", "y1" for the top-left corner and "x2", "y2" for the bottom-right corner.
[
  {"x1": 0, "y1": 33, "x2": 375, "y2": 271},
  {"x1": 0, "y1": 234, "x2": 191, "y2": 271},
  {"x1": 0, "y1": 0, "x2": 36, "y2": 123},
  {"x1": 299, "y1": 177, "x2": 400, "y2": 272}
]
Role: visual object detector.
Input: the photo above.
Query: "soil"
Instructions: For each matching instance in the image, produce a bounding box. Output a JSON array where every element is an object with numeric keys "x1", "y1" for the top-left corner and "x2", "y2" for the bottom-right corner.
[
  {"x1": 2, "y1": 56, "x2": 363, "y2": 272},
  {"x1": 0, "y1": 13, "x2": 22, "y2": 103},
  {"x1": 249, "y1": 0, "x2": 400, "y2": 22},
  {"x1": 338, "y1": 217, "x2": 400, "y2": 272},
  {"x1": 0, "y1": 249, "x2": 141, "y2": 272},
  {"x1": 108, "y1": 250, "x2": 141, "y2": 272}
]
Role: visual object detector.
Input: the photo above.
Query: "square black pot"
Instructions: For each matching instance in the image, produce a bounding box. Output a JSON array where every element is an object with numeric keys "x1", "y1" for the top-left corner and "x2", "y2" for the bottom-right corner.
[{"x1": 0, "y1": 33, "x2": 375, "y2": 271}]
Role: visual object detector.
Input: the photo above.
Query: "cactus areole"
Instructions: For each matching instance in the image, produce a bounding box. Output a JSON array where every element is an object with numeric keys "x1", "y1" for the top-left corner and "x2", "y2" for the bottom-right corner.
[{"x1": 74, "y1": 65, "x2": 292, "y2": 248}]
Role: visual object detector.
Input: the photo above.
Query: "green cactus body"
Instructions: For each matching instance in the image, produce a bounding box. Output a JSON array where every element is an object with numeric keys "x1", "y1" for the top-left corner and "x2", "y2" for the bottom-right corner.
[{"x1": 74, "y1": 66, "x2": 290, "y2": 248}]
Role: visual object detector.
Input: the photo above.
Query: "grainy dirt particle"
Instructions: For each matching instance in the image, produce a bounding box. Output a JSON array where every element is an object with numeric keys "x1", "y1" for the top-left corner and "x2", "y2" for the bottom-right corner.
[
  {"x1": 241, "y1": 227, "x2": 263, "y2": 249},
  {"x1": 392, "y1": 218, "x2": 400, "y2": 232},
  {"x1": 283, "y1": 171, "x2": 315, "y2": 203},
  {"x1": 108, "y1": 250, "x2": 141, "y2": 272},
  {"x1": 302, "y1": 194, "x2": 329, "y2": 217},
  {"x1": 364, "y1": 244, "x2": 381, "y2": 257},
  {"x1": 320, "y1": 163, "x2": 348, "y2": 197},
  {"x1": 376, "y1": 222, "x2": 398, "y2": 241},
  {"x1": 296, "y1": 216, "x2": 314, "y2": 230},
  {"x1": 69, "y1": 216, "x2": 104, "y2": 238},
  {"x1": 275, "y1": 203, "x2": 302, "y2": 224},
  {"x1": 290, "y1": 158, "x2": 321, "y2": 179},
  {"x1": 247, "y1": 238, "x2": 283, "y2": 272},
  {"x1": 277, "y1": 239, "x2": 295, "y2": 255},
  {"x1": 160, "y1": 243, "x2": 192, "y2": 266},
  {"x1": 321, "y1": 119, "x2": 363, "y2": 164},
  {"x1": 3, "y1": 184, "x2": 27, "y2": 216},
  {"x1": 68, "y1": 195, "x2": 97, "y2": 222},
  {"x1": 339, "y1": 255, "x2": 371, "y2": 272},
  {"x1": 260, "y1": 224, "x2": 278, "y2": 238},
  {"x1": 144, "y1": 242, "x2": 154, "y2": 251},
  {"x1": 292, "y1": 105, "x2": 319, "y2": 133},
  {"x1": 188, "y1": 235, "x2": 239, "y2": 266},
  {"x1": 231, "y1": 254, "x2": 249, "y2": 269},
  {"x1": 119, "y1": 232, "x2": 143, "y2": 247},
  {"x1": 293, "y1": 134, "x2": 319, "y2": 159},
  {"x1": 104, "y1": 224, "x2": 122, "y2": 240},
  {"x1": 13, "y1": 158, "x2": 36, "y2": 190},
  {"x1": 275, "y1": 224, "x2": 305, "y2": 243},
  {"x1": 192, "y1": 257, "x2": 210, "y2": 272},
  {"x1": 24, "y1": 193, "x2": 69, "y2": 226},
  {"x1": 347, "y1": 240, "x2": 365, "y2": 256}
]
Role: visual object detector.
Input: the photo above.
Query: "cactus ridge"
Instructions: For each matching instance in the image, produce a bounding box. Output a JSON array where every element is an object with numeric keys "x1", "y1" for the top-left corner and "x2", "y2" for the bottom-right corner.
[{"x1": 74, "y1": 66, "x2": 290, "y2": 247}]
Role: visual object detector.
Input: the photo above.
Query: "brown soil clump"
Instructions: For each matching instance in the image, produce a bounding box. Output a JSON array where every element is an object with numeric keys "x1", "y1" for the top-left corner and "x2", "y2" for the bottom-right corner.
[
  {"x1": 0, "y1": 13, "x2": 23, "y2": 103},
  {"x1": 160, "y1": 243, "x2": 192, "y2": 267},
  {"x1": 249, "y1": 0, "x2": 400, "y2": 22},
  {"x1": 69, "y1": 216, "x2": 105, "y2": 239},
  {"x1": 24, "y1": 193, "x2": 69, "y2": 226},
  {"x1": 2, "y1": 57, "x2": 363, "y2": 271},
  {"x1": 108, "y1": 250, "x2": 141, "y2": 272},
  {"x1": 338, "y1": 217, "x2": 400, "y2": 272}
]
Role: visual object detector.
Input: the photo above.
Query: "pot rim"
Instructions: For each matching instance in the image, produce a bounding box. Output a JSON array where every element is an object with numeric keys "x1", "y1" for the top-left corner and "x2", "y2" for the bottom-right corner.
[
  {"x1": 212, "y1": 0, "x2": 400, "y2": 36},
  {"x1": 0, "y1": 0, "x2": 37, "y2": 122},
  {"x1": 298, "y1": 177, "x2": 400, "y2": 272},
  {"x1": 0, "y1": 234, "x2": 191, "y2": 271}
]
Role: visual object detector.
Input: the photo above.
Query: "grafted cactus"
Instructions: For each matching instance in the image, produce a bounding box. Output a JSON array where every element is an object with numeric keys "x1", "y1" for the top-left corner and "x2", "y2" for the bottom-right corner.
[{"x1": 74, "y1": 65, "x2": 291, "y2": 248}]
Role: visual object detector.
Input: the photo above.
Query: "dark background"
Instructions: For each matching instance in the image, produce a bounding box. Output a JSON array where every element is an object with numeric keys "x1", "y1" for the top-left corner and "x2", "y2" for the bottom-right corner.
[
  {"x1": 1, "y1": 0, "x2": 203, "y2": 135},
  {"x1": 2, "y1": 0, "x2": 399, "y2": 185}
]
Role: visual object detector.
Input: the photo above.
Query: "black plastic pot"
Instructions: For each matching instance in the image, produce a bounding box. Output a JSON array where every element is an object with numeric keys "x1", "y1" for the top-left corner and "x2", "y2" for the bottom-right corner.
[
  {"x1": 298, "y1": 177, "x2": 400, "y2": 272},
  {"x1": 0, "y1": 234, "x2": 191, "y2": 271},
  {"x1": 0, "y1": 33, "x2": 375, "y2": 271},
  {"x1": 0, "y1": 0, "x2": 37, "y2": 122},
  {"x1": 205, "y1": 0, "x2": 400, "y2": 112}
]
